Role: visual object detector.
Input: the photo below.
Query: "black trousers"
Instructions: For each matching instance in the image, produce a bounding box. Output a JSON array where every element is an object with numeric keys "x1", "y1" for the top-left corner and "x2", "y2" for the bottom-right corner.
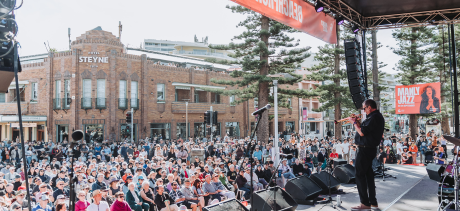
[{"x1": 355, "y1": 146, "x2": 377, "y2": 207}]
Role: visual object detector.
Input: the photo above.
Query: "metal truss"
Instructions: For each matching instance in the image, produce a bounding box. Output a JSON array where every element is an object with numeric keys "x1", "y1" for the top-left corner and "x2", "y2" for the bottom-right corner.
[
  {"x1": 363, "y1": 8, "x2": 460, "y2": 30},
  {"x1": 316, "y1": 0, "x2": 460, "y2": 30}
]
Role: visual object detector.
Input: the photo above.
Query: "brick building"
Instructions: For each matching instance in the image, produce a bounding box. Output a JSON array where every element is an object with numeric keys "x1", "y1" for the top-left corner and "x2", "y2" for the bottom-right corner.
[{"x1": 1, "y1": 28, "x2": 299, "y2": 143}]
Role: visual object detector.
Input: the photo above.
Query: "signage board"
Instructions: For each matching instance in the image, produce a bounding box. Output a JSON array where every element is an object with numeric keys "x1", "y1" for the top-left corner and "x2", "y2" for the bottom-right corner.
[
  {"x1": 10, "y1": 123, "x2": 37, "y2": 128},
  {"x1": 395, "y1": 82, "x2": 441, "y2": 114}
]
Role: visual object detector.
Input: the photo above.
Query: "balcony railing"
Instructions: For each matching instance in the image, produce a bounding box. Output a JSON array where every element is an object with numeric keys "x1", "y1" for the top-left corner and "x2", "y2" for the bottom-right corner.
[
  {"x1": 62, "y1": 98, "x2": 71, "y2": 109},
  {"x1": 131, "y1": 99, "x2": 139, "y2": 110},
  {"x1": 81, "y1": 98, "x2": 92, "y2": 109},
  {"x1": 118, "y1": 98, "x2": 128, "y2": 109},
  {"x1": 95, "y1": 98, "x2": 107, "y2": 109},
  {"x1": 53, "y1": 98, "x2": 61, "y2": 109},
  {"x1": 172, "y1": 50, "x2": 234, "y2": 60}
]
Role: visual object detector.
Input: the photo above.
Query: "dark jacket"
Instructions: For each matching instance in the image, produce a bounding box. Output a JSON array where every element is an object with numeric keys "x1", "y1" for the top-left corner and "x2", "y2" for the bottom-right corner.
[
  {"x1": 126, "y1": 190, "x2": 143, "y2": 208},
  {"x1": 292, "y1": 164, "x2": 304, "y2": 175},
  {"x1": 154, "y1": 192, "x2": 173, "y2": 210},
  {"x1": 354, "y1": 110, "x2": 385, "y2": 147}
]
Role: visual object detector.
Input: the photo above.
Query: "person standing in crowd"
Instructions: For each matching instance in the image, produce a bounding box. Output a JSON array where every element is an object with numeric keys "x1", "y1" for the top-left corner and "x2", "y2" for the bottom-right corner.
[{"x1": 349, "y1": 99, "x2": 384, "y2": 210}]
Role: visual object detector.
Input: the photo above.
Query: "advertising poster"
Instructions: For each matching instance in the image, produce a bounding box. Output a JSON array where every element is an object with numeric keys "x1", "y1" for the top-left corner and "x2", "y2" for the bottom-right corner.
[{"x1": 395, "y1": 82, "x2": 441, "y2": 114}]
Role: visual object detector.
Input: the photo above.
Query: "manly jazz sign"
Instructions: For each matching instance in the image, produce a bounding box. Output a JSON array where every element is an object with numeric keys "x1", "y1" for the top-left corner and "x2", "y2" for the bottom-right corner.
[{"x1": 79, "y1": 52, "x2": 108, "y2": 63}]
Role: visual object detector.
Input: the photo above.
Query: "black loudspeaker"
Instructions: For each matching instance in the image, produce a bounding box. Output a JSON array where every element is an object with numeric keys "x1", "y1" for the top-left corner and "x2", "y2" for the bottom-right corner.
[
  {"x1": 344, "y1": 38, "x2": 367, "y2": 109},
  {"x1": 285, "y1": 175, "x2": 322, "y2": 204},
  {"x1": 333, "y1": 159, "x2": 347, "y2": 167},
  {"x1": 333, "y1": 164, "x2": 356, "y2": 183},
  {"x1": 252, "y1": 186, "x2": 298, "y2": 211},
  {"x1": 310, "y1": 172, "x2": 342, "y2": 194},
  {"x1": 426, "y1": 163, "x2": 445, "y2": 182},
  {"x1": 203, "y1": 199, "x2": 249, "y2": 211}
]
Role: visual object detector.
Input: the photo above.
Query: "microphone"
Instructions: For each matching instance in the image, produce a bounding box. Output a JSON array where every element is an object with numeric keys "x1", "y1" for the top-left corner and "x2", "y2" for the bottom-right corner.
[{"x1": 252, "y1": 104, "x2": 272, "y2": 116}]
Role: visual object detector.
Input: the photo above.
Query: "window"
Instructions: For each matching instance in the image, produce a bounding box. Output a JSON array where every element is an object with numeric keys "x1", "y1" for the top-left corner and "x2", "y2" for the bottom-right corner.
[
  {"x1": 131, "y1": 81, "x2": 138, "y2": 108},
  {"x1": 97, "y1": 79, "x2": 106, "y2": 108},
  {"x1": 211, "y1": 93, "x2": 220, "y2": 104},
  {"x1": 286, "y1": 122, "x2": 295, "y2": 134},
  {"x1": 157, "y1": 84, "x2": 165, "y2": 101},
  {"x1": 119, "y1": 80, "x2": 127, "y2": 108},
  {"x1": 82, "y1": 79, "x2": 92, "y2": 108},
  {"x1": 230, "y1": 95, "x2": 235, "y2": 105},
  {"x1": 175, "y1": 86, "x2": 190, "y2": 102},
  {"x1": 0, "y1": 93, "x2": 5, "y2": 103},
  {"x1": 254, "y1": 97, "x2": 258, "y2": 108},
  {"x1": 193, "y1": 49, "x2": 208, "y2": 55},
  {"x1": 31, "y1": 82, "x2": 38, "y2": 101},
  {"x1": 64, "y1": 80, "x2": 70, "y2": 108},
  {"x1": 195, "y1": 88, "x2": 207, "y2": 103},
  {"x1": 55, "y1": 80, "x2": 61, "y2": 108},
  {"x1": 288, "y1": 98, "x2": 292, "y2": 108},
  {"x1": 225, "y1": 122, "x2": 240, "y2": 138}
]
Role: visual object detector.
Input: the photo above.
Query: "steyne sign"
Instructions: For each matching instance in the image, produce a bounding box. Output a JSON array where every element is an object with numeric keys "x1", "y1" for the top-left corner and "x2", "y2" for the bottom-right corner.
[{"x1": 79, "y1": 52, "x2": 109, "y2": 63}]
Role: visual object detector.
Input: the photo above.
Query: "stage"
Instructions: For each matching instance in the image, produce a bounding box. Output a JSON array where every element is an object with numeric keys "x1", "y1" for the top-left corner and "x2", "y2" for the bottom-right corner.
[{"x1": 296, "y1": 164, "x2": 437, "y2": 211}]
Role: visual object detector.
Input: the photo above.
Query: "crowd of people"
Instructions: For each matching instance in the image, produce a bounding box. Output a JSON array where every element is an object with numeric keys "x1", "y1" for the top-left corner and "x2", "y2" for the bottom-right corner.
[{"x1": 0, "y1": 128, "x2": 448, "y2": 211}]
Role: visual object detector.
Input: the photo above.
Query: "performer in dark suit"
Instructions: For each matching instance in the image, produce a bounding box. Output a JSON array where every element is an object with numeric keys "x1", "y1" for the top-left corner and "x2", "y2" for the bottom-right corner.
[{"x1": 349, "y1": 99, "x2": 384, "y2": 210}]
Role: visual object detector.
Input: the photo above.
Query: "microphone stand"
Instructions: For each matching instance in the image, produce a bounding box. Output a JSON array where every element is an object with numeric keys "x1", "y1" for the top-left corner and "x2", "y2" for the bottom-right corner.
[{"x1": 249, "y1": 112, "x2": 265, "y2": 211}]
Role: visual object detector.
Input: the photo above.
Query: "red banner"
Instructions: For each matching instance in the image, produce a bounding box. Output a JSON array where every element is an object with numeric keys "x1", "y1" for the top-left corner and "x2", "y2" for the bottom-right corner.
[
  {"x1": 302, "y1": 107, "x2": 308, "y2": 121},
  {"x1": 395, "y1": 82, "x2": 441, "y2": 114},
  {"x1": 231, "y1": 0, "x2": 337, "y2": 44}
]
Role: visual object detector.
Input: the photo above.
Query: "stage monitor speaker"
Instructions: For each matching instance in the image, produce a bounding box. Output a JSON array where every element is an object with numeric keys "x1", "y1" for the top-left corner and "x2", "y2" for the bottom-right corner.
[
  {"x1": 252, "y1": 186, "x2": 298, "y2": 211},
  {"x1": 203, "y1": 199, "x2": 249, "y2": 211},
  {"x1": 333, "y1": 164, "x2": 356, "y2": 183},
  {"x1": 333, "y1": 159, "x2": 347, "y2": 167},
  {"x1": 310, "y1": 171, "x2": 341, "y2": 194},
  {"x1": 285, "y1": 175, "x2": 322, "y2": 204},
  {"x1": 426, "y1": 163, "x2": 445, "y2": 182}
]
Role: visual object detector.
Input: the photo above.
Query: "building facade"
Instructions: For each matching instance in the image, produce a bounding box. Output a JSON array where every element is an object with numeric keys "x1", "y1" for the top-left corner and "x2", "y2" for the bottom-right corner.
[{"x1": 2, "y1": 28, "x2": 298, "y2": 143}]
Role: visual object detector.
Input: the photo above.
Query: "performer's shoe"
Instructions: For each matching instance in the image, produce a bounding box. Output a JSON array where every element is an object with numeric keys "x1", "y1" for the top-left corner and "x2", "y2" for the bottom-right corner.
[
  {"x1": 351, "y1": 204, "x2": 372, "y2": 210},
  {"x1": 371, "y1": 205, "x2": 379, "y2": 208}
]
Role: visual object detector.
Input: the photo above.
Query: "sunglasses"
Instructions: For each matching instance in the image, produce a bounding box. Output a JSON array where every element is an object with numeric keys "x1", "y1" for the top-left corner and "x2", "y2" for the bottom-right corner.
[
  {"x1": 118, "y1": 195, "x2": 124, "y2": 198},
  {"x1": 15, "y1": 207, "x2": 22, "y2": 210}
]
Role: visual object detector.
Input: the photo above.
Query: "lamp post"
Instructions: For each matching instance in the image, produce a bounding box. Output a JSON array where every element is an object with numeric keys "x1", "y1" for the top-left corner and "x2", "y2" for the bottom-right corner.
[
  {"x1": 186, "y1": 101, "x2": 188, "y2": 139},
  {"x1": 273, "y1": 80, "x2": 279, "y2": 166}
]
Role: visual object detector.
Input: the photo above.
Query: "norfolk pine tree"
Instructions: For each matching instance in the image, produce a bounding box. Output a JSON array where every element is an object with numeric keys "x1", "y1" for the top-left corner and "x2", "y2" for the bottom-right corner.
[
  {"x1": 304, "y1": 26, "x2": 356, "y2": 140},
  {"x1": 203, "y1": 5, "x2": 314, "y2": 143},
  {"x1": 392, "y1": 27, "x2": 434, "y2": 140}
]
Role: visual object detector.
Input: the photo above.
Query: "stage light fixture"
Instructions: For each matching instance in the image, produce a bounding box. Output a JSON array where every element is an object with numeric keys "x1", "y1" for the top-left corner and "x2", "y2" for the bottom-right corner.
[
  {"x1": 315, "y1": 1, "x2": 324, "y2": 13},
  {"x1": 352, "y1": 25, "x2": 360, "y2": 33},
  {"x1": 336, "y1": 16, "x2": 345, "y2": 25}
]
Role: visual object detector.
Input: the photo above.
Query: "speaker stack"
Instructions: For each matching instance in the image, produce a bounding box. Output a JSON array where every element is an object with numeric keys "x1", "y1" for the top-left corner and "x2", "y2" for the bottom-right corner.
[
  {"x1": 344, "y1": 38, "x2": 368, "y2": 109},
  {"x1": 285, "y1": 175, "x2": 322, "y2": 205},
  {"x1": 310, "y1": 171, "x2": 342, "y2": 195},
  {"x1": 333, "y1": 164, "x2": 356, "y2": 184},
  {"x1": 252, "y1": 186, "x2": 298, "y2": 211}
]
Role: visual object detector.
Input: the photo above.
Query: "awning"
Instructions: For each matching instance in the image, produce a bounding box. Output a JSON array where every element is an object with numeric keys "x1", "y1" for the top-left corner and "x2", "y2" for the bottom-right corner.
[
  {"x1": 8, "y1": 81, "x2": 29, "y2": 89},
  {"x1": 1, "y1": 115, "x2": 47, "y2": 122},
  {"x1": 175, "y1": 86, "x2": 191, "y2": 90},
  {"x1": 171, "y1": 82, "x2": 225, "y2": 90}
]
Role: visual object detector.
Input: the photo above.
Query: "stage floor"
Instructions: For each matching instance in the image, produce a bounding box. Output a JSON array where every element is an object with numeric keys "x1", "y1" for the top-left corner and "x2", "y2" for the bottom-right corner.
[{"x1": 296, "y1": 164, "x2": 438, "y2": 211}]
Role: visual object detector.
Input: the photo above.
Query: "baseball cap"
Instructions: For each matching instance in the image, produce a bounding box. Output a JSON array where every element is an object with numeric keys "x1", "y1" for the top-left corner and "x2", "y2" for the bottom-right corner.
[
  {"x1": 138, "y1": 176, "x2": 144, "y2": 180},
  {"x1": 126, "y1": 175, "x2": 133, "y2": 180},
  {"x1": 40, "y1": 194, "x2": 49, "y2": 201},
  {"x1": 56, "y1": 195, "x2": 66, "y2": 200}
]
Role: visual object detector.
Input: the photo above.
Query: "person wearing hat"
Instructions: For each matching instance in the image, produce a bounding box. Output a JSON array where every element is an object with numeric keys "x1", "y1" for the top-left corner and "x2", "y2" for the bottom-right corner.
[
  {"x1": 5, "y1": 167, "x2": 17, "y2": 183},
  {"x1": 169, "y1": 181, "x2": 197, "y2": 211},
  {"x1": 0, "y1": 197, "x2": 7, "y2": 211},
  {"x1": 126, "y1": 182, "x2": 149, "y2": 211},
  {"x1": 109, "y1": 177, "x2": 121, "y2": 197},
  {"x1": 32, "y1": 193, "x2": 52, "y2": 211},
  {"x1": 15, "y1": 190, "x2": 28, "y2": 209},
  {"x1": 87, "y1": 190, "x2": 110, "y2": 211},
  {"x1": 12, "y1": 174, "x2": 22, "y2": 191},
  {"x1": 133, "y1": 169, "x2": 147, "y2": 185},
  {"x1": 278, "y1": 159, "x2": 295, "y2": 180},
  {"x1": 10, "y1": 202, "x2": 22, "y2": 211},
  {"x1": 123, "y1": 176, "x2": 134, "y2": 195}
]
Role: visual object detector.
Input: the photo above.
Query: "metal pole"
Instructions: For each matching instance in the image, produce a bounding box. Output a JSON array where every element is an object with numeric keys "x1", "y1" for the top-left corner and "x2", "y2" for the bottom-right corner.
[
  {"x1": 131, "y1": 108, "x2": 134, "y2": 143},
  {"x1": 274, "y1": 80, "x2": 279, "y2": 166},
  {"x1": 448, "y1": 25, "x2": 455, "y2": 133},
  {"x1": 362, "y1": 30, "x2": 369, "y2": 98},
  {"x1": 451, "y1": 24, "x2": 459, "y2": 138},
  {"x1": 210, "y1": 106, "x2": 213, "y2": 141},
  {"x1": 13, "y1": 42, "x2": 32, "y2": 211},
  {"x1": 186, "y1": 102, "x2": 188, "y2": 140}
]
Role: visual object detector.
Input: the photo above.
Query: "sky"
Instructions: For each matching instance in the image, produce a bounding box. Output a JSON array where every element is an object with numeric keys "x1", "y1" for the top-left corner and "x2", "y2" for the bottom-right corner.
[{"x1": 14, "y1": 0, "x2": 399, "y2": 74}]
